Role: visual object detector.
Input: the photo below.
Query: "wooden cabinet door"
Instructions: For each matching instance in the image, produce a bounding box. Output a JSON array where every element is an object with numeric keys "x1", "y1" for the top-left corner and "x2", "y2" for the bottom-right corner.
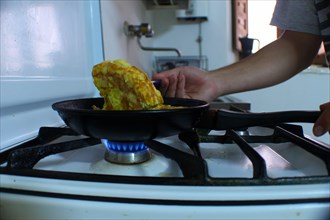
[{"x1": 232, "y1": 0, "x2": 248, "y2": 51}]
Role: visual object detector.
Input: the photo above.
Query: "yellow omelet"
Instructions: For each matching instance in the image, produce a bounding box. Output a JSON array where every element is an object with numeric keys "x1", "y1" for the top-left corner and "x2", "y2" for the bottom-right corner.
[{"x1": 92, "y1": 59, "x2": 165, "y2": 110}]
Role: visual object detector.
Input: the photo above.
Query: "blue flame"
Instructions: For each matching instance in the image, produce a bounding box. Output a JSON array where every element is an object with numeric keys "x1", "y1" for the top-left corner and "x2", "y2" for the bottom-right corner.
[{"x1": 101, "y1": 139, "x2": 148, "y2": 153}]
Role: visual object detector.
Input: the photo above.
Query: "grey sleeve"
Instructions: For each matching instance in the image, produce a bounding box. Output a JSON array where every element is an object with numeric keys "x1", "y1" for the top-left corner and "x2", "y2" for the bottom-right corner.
[{"x1": 270, "y1": 0, "x2": 321, "y2": 35}]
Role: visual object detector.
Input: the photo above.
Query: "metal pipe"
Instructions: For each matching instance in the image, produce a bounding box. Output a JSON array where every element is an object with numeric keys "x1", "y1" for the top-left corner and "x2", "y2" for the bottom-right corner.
[{"x1": 137, "y1": 37, "x2": 182, "y2": 57}]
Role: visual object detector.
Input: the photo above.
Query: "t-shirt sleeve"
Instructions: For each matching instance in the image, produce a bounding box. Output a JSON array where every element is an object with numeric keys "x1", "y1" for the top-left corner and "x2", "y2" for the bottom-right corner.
[{"x1": 270, "y1": 0, "x2": 321, "y2": 35}]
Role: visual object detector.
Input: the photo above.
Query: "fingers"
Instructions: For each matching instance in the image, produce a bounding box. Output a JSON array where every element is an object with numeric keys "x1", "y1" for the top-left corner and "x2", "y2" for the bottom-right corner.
[
  {"x1": 152, "y1": 73, "x2": 178, "y2": 97},
  {"x1": 313, "y1": 102, "x2": 330, "y2": 136},
  {"x1": 152, "y1": 72, "x2": 169, "y2": 96},
  {"x1": 176, "y1": 72, "x2": 186, "y2": 98},
  {"x1": 320, "y1": 102, "x2": 330, "y2": 111},
  {"x1": 152, "y1": 69, "x2": 186, "y2": 98},
  {"x1": 152, "y1": 70, "x2": 177, "y2": 97},
  {"x1": 159, "y1": 80, "x2": 169, "y2": 96},
  {"x1": 313, "y1": 124, "x2": 326, "y2": 136},
  {"x1": 165, "y1": 74, "x2": 179, "y2": 97}
]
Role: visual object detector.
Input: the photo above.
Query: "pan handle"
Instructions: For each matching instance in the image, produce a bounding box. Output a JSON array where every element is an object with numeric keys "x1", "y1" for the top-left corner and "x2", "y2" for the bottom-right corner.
[{"x1": 201, "y1": 109, "x2": 321, "y2": 130}]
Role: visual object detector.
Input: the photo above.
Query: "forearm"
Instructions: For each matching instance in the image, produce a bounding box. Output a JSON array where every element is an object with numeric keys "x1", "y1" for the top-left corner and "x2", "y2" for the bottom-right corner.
[{"x1": 210, "y1": 31, "x2": 321, "y2": 96}]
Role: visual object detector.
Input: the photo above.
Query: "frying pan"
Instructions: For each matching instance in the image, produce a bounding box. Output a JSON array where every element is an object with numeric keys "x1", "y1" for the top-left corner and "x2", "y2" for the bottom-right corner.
[
  {"x1": 52, "y1": 97, "x2": 321, "y2": 141},
  {"x1": 197, "y1": 109, "x2": 321, "y2": 130},
  {"x1": 52, "y1": 97, "x2": 210, "y2": 141}
]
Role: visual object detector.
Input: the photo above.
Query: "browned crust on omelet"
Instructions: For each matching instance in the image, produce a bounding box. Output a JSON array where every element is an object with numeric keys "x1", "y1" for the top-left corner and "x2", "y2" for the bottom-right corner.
[{"x1": 92, "y1": 60, "x2": 164, "y2": 110}]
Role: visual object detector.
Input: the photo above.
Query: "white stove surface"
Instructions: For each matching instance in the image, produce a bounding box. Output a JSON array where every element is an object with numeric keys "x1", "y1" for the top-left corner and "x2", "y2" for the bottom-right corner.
[
  {"x1": 30, "y1": 128, "x2": 328, "y2": 179},
  {"x1": 1, "y1": 127, "x2": 329, "y2": 220}
]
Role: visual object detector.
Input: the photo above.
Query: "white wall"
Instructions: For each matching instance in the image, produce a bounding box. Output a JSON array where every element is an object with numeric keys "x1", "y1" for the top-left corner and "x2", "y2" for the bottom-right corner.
[
  {"x1": 149, "y1": 0, "x2": 236, "y2": 71},
  {"x1": 99, "y1": 1, "x2": 329, "y2": 144},
  {"x1": 232, "y1": 67, "x2": 330, "y2": 144},
  {"x1": 248, "y1": 0, "x2": 277, "y2": 52},
  {"x1": 100, "y1": 0, "x2": 154, "y2": 75},
  {"x1": 100, "y1": 0, "x2": 236, "y2": 76}
]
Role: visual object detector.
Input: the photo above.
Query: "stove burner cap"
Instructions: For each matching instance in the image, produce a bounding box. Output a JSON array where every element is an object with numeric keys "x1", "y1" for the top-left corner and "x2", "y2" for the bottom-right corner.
[{"x1": 101, "y1": 139, "x2": 151, "y2": 164}]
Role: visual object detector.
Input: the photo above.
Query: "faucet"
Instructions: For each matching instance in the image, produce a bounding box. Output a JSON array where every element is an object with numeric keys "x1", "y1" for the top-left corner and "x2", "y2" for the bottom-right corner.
[{"x1": 124, "y1": 21, "x2": 182, "y2": 57}]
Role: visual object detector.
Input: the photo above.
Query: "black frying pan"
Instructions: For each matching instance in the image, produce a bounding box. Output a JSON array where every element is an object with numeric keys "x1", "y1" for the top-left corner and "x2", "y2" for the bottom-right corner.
[
  {"x1": 197, "y1": 108, "x2": 321, "y2": 130},
  {"x1": 52, "y1": 97, "x2": 210, "y2": 141},
  {"x1": 52, "y1": 97, "x2": 321, "y2": 141}
]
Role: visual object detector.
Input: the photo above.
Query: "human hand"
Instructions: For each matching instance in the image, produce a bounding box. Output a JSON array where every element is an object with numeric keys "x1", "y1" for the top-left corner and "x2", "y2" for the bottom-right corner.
[
  {"x1": 313, "y1": 102, "x2": 330, "y2": 136},
  {"x1": 152, "y1": 66, "x2": 219, "y2": 102}
]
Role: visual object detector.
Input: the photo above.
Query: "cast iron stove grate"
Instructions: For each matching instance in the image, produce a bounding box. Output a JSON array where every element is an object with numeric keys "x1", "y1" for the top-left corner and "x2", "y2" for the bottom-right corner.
[{"x1": 0, "y1": 125, "x2": 329, "y2": 186}]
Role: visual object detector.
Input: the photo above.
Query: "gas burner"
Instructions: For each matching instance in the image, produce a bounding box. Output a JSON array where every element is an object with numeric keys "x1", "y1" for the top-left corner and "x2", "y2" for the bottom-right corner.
[{"x1": 101, "y1": 139, "x2": 151, "y2": 164}]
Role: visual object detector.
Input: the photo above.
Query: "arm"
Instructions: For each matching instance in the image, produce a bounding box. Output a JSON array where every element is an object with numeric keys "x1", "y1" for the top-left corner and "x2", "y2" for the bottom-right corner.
[
  {"x1": 152, "y1": 31, "x2": 329, "y2": 137},
  {"x1": 153, "y1": 31, "x2": 322, "y2": 102},
  {"x1": 213, "y1": 31, "x2": 330, "y2": 137},
  {"x1": 210, "y1": 31, "x2": 322, "y2": 96}
]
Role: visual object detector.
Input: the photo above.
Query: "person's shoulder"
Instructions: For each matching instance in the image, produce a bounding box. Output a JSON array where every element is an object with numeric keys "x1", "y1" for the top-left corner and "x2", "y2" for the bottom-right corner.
[{"x1": 271, "y1": 0, "x2": 320, "y2": 35}]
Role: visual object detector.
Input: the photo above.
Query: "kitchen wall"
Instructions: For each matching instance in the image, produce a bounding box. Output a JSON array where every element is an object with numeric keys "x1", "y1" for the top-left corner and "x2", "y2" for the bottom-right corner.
[
  {"x1": 233, "y1": 66, "x2": 330, "y2": 144},
  {"x1": 0, "y1": 0, "x2": 236, "y2": 151},
  {"x1": 100, "y1": 0, "x2": 236, "y2": 76},
  {"x1": 148, "y1": 0, "x2": 236, "y2": 71},
  {"x1": 100, "y1": 1, "x2": 329, "y2": 144},
  {"x1": 100, "y1": 0, "x2": 154, "y2": 75}
]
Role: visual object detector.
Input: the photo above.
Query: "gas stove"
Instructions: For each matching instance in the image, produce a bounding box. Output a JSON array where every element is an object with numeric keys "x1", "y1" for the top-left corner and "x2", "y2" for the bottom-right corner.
[
  {"x1": 1, "y1": 103, "x2": 329, "y2": 220},
  {"x1": 1, "y1": 1, "x2": 329, "y2": 218}
]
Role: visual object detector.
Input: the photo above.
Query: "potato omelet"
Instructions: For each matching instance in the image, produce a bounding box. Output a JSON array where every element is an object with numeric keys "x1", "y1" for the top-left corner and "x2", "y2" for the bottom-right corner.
[{"x1": 92, "y1": 59, "x2": 170, "y2": 110}]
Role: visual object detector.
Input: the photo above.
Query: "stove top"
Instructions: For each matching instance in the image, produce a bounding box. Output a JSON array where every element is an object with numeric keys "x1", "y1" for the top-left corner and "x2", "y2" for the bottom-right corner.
[
  {"x1": 1, "y1": 124, "x2": 329, "y2": 186},
  {"x1": 1, "y1": 120, "x2": 329, "y2": 219}
]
